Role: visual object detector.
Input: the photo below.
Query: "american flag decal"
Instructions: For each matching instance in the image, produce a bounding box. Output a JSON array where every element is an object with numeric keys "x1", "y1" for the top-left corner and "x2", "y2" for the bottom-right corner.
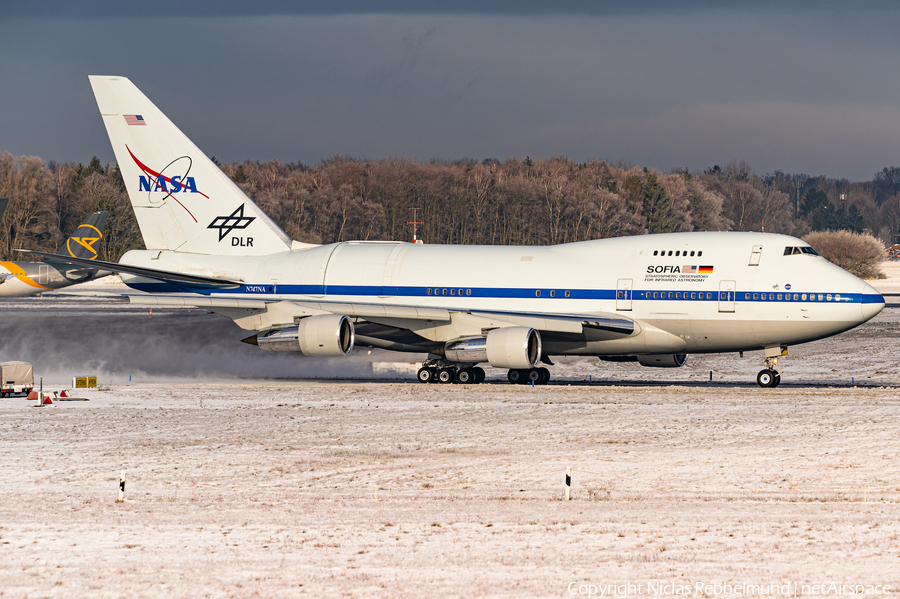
[
  {"x1": 124, "y1": 114, "x2": 146, "y2": 126},
  {"x1": 683, "y1": 265, "x2": 697, "y2": 273}
]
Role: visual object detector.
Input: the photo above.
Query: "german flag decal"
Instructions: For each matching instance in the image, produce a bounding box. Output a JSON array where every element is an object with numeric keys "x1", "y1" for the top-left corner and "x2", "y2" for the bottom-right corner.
[{"x1": 698, "y1": 265, "x2": 714, "y2": 273}]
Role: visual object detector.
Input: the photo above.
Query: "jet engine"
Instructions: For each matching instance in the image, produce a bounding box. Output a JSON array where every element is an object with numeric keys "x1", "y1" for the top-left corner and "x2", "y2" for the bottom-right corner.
[
  {"x1": 297, "y1": 314, "x2": 355, "y2": 356},
  {"x1": 256, "y1": 314, "x2": 355, "y2": 356},
  {"x1": 636, "y1": 353, "x2": 688, "y2": 368},
  {"x1": 444, "y1": 327, "x2": 541, "y2": 369}
]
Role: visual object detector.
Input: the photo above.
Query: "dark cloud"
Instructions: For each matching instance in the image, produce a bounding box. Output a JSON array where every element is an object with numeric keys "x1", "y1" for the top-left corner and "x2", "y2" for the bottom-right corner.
[
  {"x1": 0, "y1": 1, "x2": 841, "y2": 20},
  {"x1": 1, "y1": 5, "x2": 899, "y2": 180}
]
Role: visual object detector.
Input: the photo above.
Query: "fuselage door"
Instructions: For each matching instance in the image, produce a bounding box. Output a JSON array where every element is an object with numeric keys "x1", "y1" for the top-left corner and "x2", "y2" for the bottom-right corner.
[
  {"x1": 268, "y1": 272, "x2": 281, "y2": 295},
  {"x1": 38, "y1": 264, "x2": 49, "y2": 286},
  {"x1": 294, "y1": 244, "x2": 340, "y2": 296},
  {"x1": 749, "y1": 245, "x2": 763, "y2": 266},
  {"x1": 718, "y1": 280, "x2": 736, "y2": 313},
  {"x1": 616, "y1": 278, "x2": 633, "y2": 311}
]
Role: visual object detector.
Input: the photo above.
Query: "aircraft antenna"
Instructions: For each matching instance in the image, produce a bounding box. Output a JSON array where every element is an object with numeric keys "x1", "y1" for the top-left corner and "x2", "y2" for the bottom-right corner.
[{"x1": 407, "y1": 208, "x2": 424, "y2": 244}]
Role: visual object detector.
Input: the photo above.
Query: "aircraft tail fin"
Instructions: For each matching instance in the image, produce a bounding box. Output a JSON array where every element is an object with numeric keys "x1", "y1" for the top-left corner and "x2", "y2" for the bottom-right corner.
[
  {"x1": 88, "y1": 75, "x2": 294, "y2": 256},
  {"x1": 55, "y1": 211, "x2": 108, "y2": 259}
]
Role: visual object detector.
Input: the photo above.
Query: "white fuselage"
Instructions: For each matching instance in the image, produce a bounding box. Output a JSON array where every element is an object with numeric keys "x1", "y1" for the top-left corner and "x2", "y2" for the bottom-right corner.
[{"x1": 119, "y1": 231, "x2": 884, "y2": 356}]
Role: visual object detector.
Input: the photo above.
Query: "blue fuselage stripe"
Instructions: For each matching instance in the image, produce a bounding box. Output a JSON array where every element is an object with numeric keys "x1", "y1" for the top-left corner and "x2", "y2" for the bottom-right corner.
[{"x1": 124, "y1": 282, "x2": 884, "y2": 306}]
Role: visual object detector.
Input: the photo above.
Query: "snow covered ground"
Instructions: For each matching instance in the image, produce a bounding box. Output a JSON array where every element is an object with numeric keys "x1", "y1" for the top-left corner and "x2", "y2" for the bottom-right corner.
[
  {"x1": 1, "y1": 380, "x2": 898, "y2": 597},
  {"x1": 0, "y1": 266, "x2": 897, "y2": 597},
  {"x1": 873, "y1": 259, "x2": 900, "y2": 293}
]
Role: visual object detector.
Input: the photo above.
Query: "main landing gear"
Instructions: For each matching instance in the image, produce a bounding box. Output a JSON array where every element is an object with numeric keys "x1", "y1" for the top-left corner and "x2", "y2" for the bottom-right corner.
[
  {"x1": 417, "y1": 359, "x2": 486, "y2": 385},
  {"x1": 416, "y1": 360, "x2": 552, "y2": 385},
  {"x1": 507, "y1": 367, "x2": 551, "y2": 385},
  {"x1": 756, "y1": 356, "x2": 782, "y2": 388}
]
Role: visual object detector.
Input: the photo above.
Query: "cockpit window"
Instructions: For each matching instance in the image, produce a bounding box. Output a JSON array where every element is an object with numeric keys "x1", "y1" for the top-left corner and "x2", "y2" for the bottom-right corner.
[{"x1": 784, "y1": 246, "x2": 820, "y2": 256}]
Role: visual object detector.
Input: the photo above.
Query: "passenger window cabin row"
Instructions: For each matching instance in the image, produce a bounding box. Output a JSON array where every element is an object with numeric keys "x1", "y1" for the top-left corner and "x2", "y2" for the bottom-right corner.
[
  {"x1": 427, "y1": 288, "x2": 574, "y2": 298},
  {"x1": 427, "y1": 288, "x2": 472, "y2": 296},
  {"x1": 642, "y1": 291, "x2": 840, "y2": 302},
  {"x1": 422, "y1": 288, "x2": 840, "y2": 302},
  {"x1": 744, "y1": 292, "x2": 838, "y2": 302},
  {"x1": 653, "y1": 250, "x2": 702, "y2": 257},
  {"x1": 645, "y1": 291, "x2": 714, "y2": 300}
]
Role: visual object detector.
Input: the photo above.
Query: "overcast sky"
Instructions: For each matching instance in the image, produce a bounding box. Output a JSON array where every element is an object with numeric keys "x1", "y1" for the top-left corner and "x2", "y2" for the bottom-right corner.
[{"x1": 1, "y1": 1, "x2": 898, "y2": 180}]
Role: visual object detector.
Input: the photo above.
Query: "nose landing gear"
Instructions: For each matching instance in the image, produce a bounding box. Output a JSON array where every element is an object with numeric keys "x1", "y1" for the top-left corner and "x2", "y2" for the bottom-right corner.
[
  {"x1": 756, "y1": 355, "x2": 782, "y2": 388},
  {"x1": 756, "y1": 369, "x2": 780, "y2": 387}
]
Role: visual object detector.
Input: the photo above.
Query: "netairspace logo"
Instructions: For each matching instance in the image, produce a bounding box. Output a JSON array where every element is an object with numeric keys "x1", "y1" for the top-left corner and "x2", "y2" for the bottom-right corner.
[{"x1": 566, "y1": 581, "x2": 892, "y2": 597}]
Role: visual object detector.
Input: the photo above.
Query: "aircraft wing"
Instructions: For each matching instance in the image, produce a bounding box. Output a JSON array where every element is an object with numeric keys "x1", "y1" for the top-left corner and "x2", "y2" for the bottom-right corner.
[
  {"x1": 15, "y1": 250, "x2": 243, "y2": 287},
  {"x1": 120, "y1": 292, "x2": 634, "y2": 336},
  {"x1": 124, "y1": 293, "x2": 452, "y2": 321}
]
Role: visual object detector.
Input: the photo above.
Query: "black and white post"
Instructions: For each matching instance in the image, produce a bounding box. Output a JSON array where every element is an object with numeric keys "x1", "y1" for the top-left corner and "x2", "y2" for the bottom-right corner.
[
  {"x1": 117, "y1": 470, "x2": 126, "y2": 503},
  {"x1": 565, "y1": 467, "x2": 571, "y2": 501}
]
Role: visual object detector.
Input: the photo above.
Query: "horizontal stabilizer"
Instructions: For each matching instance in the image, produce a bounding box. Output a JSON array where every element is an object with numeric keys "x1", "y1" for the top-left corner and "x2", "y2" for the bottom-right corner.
[{"x1": 14, "y1": 250, "x2": 242, "y2": 287}]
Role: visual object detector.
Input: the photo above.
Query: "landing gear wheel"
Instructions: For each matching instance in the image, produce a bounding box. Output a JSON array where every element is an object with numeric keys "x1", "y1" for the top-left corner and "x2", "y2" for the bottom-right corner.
[
  {"x1": 537, "y1": 367, "x2": 551, "y2": 384},
  {"x1": 437, "y1": 368, "x2": 456, "y2": 384},
  {"x1": 417, "y1": 367, "x2": 435, "y2": 384},
  {"x1": 457, "y1": 368, "x2": 475, "y2": 384},
  {"x1": 756, "y1": 369, "x2": 778, "y2": 388},
  {"x1": 773, "y1": 374, "x2": 781, "y2": 387},
  {"x1": 472, "y1": 367, "x2": 485, "y2": 384},
  {"x1": 508, "y1": 369, "x2": 525, "y2": 384},
  {"x1": 527, "y1": 369, "x2": 542, "y2": 384}
]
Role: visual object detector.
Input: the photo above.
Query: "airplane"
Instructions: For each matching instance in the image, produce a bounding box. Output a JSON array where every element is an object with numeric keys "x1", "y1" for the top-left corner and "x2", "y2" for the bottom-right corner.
[
  {"x1": 23, "y1": 76, "x2": 884, "y2": 387},
  {"x1": 1, "y1": 210, "x2": 110, "y2": 297}
]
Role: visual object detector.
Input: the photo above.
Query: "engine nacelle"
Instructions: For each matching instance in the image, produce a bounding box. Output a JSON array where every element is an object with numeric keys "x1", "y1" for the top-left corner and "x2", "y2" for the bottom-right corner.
[
  {"x1": 297, "y1": 314, "x2": 355, "y2": 356},
  {"x1": 256, "y1": 315, "x2": 354, "y2": 356},
  {"x1": 444, "y1": 327, "x2": 541, "y2": 369},
  {"x1": 636, "y1": 353, "x2": 688, "y2": 368}
]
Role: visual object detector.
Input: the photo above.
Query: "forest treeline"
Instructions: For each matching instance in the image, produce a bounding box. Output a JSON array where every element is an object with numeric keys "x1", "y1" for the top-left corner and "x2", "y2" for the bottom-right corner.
[{"x1": 2, "y1": 150, "x2": 900, "y2": 262}]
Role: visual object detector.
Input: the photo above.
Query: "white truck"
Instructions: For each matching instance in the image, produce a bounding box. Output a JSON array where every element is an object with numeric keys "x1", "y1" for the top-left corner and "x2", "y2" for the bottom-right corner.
[{"x1": 0, "y1": 361, "x2": 34, "y2": 397}]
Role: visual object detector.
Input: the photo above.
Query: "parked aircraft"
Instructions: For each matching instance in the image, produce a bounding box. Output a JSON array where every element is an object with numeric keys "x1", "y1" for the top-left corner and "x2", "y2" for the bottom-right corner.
[
  {"x1": 26, "y1": 76, "x2": 884, "y2": 387},
  {"x1": 1, "y1": 211, "x2": 109, "y2": 296}
]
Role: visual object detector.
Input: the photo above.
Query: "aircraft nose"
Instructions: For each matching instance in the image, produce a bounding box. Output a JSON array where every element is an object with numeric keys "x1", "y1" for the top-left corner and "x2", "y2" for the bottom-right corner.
[{"x1": 860, "y1": 281, "x2": 884, "y2": 322}]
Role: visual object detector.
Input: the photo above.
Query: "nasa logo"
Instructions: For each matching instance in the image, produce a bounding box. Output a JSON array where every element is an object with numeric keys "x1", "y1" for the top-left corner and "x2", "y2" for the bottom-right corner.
[
  {"x1": 138, "y1": 175, "x2": 199, "y2": 193},
  {"x1": 785, "y1": 283, "x2": 792, "y2": 290}
]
